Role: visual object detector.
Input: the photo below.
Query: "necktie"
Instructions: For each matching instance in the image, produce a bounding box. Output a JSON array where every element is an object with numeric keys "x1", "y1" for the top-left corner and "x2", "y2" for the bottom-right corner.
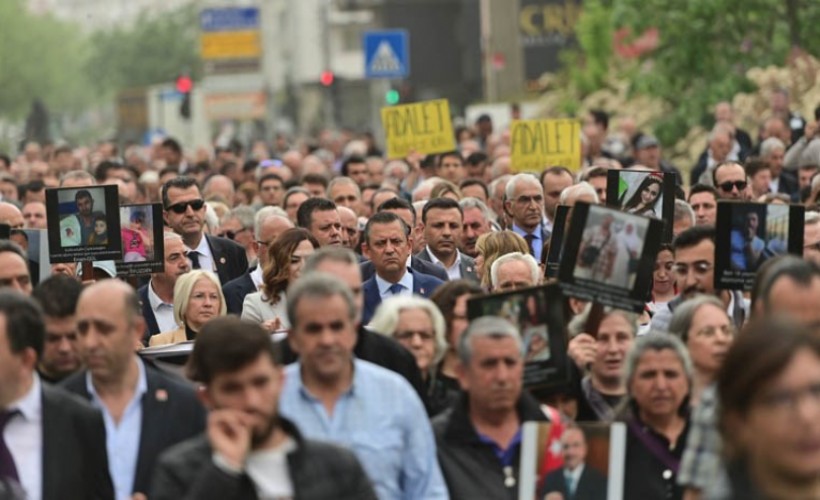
[
  {"x1": 565, "y1": 471, "x2": 576, "y2": 498},
  {"x1": 188, "y1": 250, "x2": 201, "y2": 269},
  {"x1": 0, "y1": 409, "x2": 20, "y2": 482},
  {"x1": 388, "y1": 283, "x2": 404, "y2": 295},
  {"x1": 524, "y1": 234, "x2": 536, "y2": 257}
]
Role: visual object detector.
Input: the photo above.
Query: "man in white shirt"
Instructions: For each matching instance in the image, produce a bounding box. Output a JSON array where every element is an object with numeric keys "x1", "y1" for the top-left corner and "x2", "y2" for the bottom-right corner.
[
  {"x1": 138, "y1": 232, "x2": 190, "y2": 342},
  {"x1": 416, "y1": 198, "x2": 479, "y2": 283},
  {"x1": 0, "y1": 290, "x2": 113, "y2": 500}
]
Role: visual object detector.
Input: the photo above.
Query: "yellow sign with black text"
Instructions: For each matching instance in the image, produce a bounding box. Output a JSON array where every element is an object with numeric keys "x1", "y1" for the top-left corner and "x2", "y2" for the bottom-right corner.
[
  {"x1": 200, "y1": 30, "x2": 261, "y2": 60},
  {"x1": 510, "y1": 119, "x2": 582, "y2": 172},
  {"x1": 381, "y1": 99, "x2": 456, "y2": 159}
]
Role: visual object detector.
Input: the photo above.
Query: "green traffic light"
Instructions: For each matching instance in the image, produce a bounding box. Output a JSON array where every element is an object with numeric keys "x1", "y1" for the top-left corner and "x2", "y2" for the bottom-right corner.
[{"x1": 385, "y1": 89, "x2": 400, "y2": 105}]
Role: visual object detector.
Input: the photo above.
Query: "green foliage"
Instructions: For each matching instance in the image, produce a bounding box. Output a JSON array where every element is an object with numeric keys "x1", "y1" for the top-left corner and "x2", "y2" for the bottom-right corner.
[
  {"x1": 86, "y1": 5, "x2": 201, "y2": 93},
  {"x1": 563, "y1": 0, "x2": 613, "y2": 95},
  {"x1": 0, "y1": 0, "x2": 94, "y2": 120},
  {"x1": 566, "y1": 0, "x2": 820, "y2": 144}
]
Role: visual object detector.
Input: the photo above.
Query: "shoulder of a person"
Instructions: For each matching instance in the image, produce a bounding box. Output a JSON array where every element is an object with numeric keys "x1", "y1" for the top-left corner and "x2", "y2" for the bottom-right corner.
[
  {"x1": 299, "y1": 438, "x2": 362, "y2": 467},
  {"x1": 355, "y1": 359, "x2": 416, "y2": 392},
  {"x1": 156, "y1": 434, "x2": 211, "y2": 468},
  {"x1": 42, "y1": 382, "x2": 97, "y2": 417}
]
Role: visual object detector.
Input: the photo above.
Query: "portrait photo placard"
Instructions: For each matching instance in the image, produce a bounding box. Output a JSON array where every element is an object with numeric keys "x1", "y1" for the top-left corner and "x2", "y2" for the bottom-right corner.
[
  {"x1": 467, "y1": 283, "x2": 569, "y2": 392},
  {"x1": 606, "y1": 169, "x2": 675, "y2": 242},
  {"x1": 545, "y1": 205, "x2": 571, "y2": 279},
  {"x1": 45, "y1": 185, "x2": 122, "y2": 263},
  {"x1": 714, "y1": 201, "x2": 804, "y2": 291},
  {"x1": 115, "y1": 204, "x2": 165, "y2": 277},
  {"x1": 10, "y1": 229, "x2": 50, "y2": 286},
  {"x1": 519, "y1": 421, "x2": 626, "y2": 500},
  {"x1": 558, "y1": 203, "x2": 663, "y2": 313}
]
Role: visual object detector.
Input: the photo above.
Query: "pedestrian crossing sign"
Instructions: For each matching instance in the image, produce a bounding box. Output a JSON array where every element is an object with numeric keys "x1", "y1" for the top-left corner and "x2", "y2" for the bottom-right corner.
[{"x1": 364, "y1": 30, "x2": 409, "y2": 79}]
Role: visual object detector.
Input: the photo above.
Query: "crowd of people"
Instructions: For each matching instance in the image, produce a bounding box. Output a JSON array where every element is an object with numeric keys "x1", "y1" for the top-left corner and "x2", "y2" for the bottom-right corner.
[{"x1": 1, "y1": 90, "x2": 820, "y2": 500}]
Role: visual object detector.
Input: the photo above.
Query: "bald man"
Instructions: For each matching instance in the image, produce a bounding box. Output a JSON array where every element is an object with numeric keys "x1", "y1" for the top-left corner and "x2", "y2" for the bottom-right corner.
[
  {"x1": 0, "y1": 201, "x2": 24, "y2": 228},
  {"x1": 222, "y1": 210, "x2": 294, "y2": 314},
  {"x1": 60, "y1": 280, "x2": 206, "y2": 500}
]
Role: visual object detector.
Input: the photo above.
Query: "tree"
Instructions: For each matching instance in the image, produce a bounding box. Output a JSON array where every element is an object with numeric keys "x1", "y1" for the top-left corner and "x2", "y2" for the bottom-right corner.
[{"x1": 86, "y1": 5, "x2": 201, "y2": 93}]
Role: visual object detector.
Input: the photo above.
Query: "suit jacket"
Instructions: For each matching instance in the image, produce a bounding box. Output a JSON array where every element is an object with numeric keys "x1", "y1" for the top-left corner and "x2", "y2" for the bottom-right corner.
[
  {"x1": 361, "y1": 269, "x2": 444, "y2": 325},
  {"x1": 415, "y1": 247, "x2": 479, "y2": 283},
  {"x1": 40, "y1": 383, "x2": 114, "y2": 500},
  {"x1": 540, "y1": 465, "x2": 608, "y2": 500},
  {"x1": 777, "y1": 171, "x2": 799, "y2": 196},
  {"x1": 60, "y1": 358, "x2": 207, "y2": 496},
  {"x1": 205, "y1": 234, "x2": 249, "y2": 285},
  {"x1": 138, "y1": 284, "x2": 160, "y2": 344},
  {"x1": 360, "y1": 255, "x2": 449, "y2": 282},
  {"x1": 149, "y1": 417, "x2": 377, "y2": 500},
  {"x1": 222, "y1": 269, "x2": 256, "y2": 315}
]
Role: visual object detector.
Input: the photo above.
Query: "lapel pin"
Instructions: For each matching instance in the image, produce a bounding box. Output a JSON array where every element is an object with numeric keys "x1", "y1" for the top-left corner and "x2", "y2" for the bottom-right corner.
[
  {"x1": 155, "y1": 389, "x2": 168, "y2": 402},
  {"x1": 420, "y1": 288, "x2": 426, "y2": 294},
  {"x1": 219, "y1": 257, "x2": 226, "y2": 264}
]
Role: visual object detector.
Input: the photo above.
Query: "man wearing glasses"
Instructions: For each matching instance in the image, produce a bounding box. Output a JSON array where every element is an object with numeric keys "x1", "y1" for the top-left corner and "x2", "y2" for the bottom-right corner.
[
  {"x1": 713, "y1": 161, "x2": 751, "y2": 200},
  {"x1": 505, "y1": 173, "x2": 551, "y2": 261},
  {"x1": 649, "y1": 225, "x2": 748, "y2": 332},
  {"x1": 161, "y1": 177, "x2": 248, "y2": 285}
]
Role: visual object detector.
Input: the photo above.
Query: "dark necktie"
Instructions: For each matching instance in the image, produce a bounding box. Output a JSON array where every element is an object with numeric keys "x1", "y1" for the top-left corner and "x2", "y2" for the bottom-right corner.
[
  {"x1": 0, "y1": 409, "x2": 20, "y2": 482},
  {"x1": 389, "y1": 283, "x2": 404, "y2": 295},
  {"x1": 188, "y1": 250, "x2": 201, "y2": 269},
  {"x1": 524, "y1": 234, "x2": 536, "y2": 257}
]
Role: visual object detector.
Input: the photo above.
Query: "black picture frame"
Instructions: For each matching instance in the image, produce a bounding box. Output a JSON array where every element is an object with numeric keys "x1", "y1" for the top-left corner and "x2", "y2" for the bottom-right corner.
[
  {"x1": 606, "y1": 169, "x2": 675, "y2": 243},
  {"x1": 115, "y1": 204, "x2": 165, "y2": 277},
  {"x1": 45, "y1": 185, "x2": 123, "y2": 263}
]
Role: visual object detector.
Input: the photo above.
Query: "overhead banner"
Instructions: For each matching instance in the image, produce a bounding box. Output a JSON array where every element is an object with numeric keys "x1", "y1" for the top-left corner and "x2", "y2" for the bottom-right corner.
[
  {"x1": 510, "y1": 119, "x2": 582, "y2": 172},
  {"x1": 381, "y1": 99, "x2": 456, "y2": 159}
]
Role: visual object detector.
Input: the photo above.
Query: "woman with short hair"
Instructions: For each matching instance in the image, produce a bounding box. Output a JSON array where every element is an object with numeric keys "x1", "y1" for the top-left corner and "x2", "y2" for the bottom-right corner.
[{"x1": 149, "y1": 270, "x2": 227, "y2": 346}]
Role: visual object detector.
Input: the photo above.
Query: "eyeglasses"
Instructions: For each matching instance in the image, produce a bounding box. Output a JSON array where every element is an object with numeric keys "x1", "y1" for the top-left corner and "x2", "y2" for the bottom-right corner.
[
  {"x1": 515, "y1": 195, "x2": 544, "y2": 205},
  {"x1": 219, "y1": 228, "x2": 249, "y2": 240},
  {"x1": 717, "y1": 180, "x2": 747, "y2": 193},
  {"x1": 694, "y1": 324, "x2": 735, "y2": 339},
  {"x1": 256, "y1": 239, "x2": 273, "y2": 248},
  {"x1": 394, "y1": 330, "x2": 435, "y2": 341},
  {"x1": 166, "y1": 199, "x2": 205, "y2": 214},
  {"x1": 673, "y1": 261, "x2": 713, "y2": 276}
]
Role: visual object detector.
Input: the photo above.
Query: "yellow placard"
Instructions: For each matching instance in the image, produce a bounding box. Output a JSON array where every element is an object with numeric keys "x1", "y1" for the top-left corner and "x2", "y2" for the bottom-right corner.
[
  {"x1": 381, "y1": 99, "x2": 456, "y2": 159},
  {"x1": 510, "y1": 119, "x2": 582, "y2": 172},
  {"x1": 200, "y1": 30, "x2": 261, "y2": 60}
]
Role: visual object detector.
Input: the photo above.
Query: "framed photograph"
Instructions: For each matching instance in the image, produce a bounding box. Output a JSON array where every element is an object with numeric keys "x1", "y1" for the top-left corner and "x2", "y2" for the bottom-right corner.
[
  {"x1": 115, "y1": 204, "x2": 165, "y2": 277},
  {"x1": 606, "y1": 170, "x2": 675, "y2": 242},
  {"x1": 714, "y1": 202, "x2": 804, "y2": 291},
  {"x1": 519, "y1": 421, "x2": 626, "y2": 500},
  {"x1": 558, "y1": 203, "x2": 663, "y2": 313},
  {"x1": 466, "y1": 283, "x2": 569, "y2": 392},
  {"x1": 545, "y1": 205, "x2": 571, "y2": 279},
  {"x1": 45, "y1": 185, "x2": 123, "y2": 263},
  {"x1": 10, "y1": 229, "x2": 50, "y2": 287}
]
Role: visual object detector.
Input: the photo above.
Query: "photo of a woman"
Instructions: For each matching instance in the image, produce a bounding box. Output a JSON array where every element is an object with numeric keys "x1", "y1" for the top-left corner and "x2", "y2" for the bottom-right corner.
[{"x1": 620, "y1": 174, "x2": 663, "y2": 218}]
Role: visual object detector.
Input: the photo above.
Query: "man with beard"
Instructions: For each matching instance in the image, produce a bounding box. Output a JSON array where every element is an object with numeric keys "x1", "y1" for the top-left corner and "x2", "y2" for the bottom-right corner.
[
  {"x1": 649, "y1": 225, "x2": 748, "y2": 332},
  {"x1": 150, "y1": 317, "x2": 376, "y2": 500},
  {"x1": 416, "y1": 198, "x2": 479, "y2": 283},
  {"x1": 72, "y1": 190, "x2": 106, "y2": 243},
  {"x1": 31, "y1": 275, "x2": 84, "y2": 383}
]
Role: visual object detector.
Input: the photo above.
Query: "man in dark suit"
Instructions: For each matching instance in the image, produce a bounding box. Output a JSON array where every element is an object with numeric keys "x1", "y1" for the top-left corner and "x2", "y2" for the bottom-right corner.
[
  {"x1": 222, "y1": 210, "x2": 294, "y2": 315},
  {"x1": 506, "y1": 173, "x2": 552, "y2": 262},
  {"x1": 62, "y1": 280, "x2": 206, "y2": 499},
  {"x1": 415, "y1": 197, "x2": 479, "y2": 283},
  {"x1": 361, "y1": 196, "x2": 448, "y2": 282},
  {"x1": 0, "y1": 290, "x2": 113, "y2": 500},
  {"x1": 360, "y1": 212, "x2": 443, "y2": 324},
  {"x1": 540, "y1": 426, "x2": 608, "y2": 500},
  {"x1": 162, "y1": 177, "x2": 248, "y2": 285},
  {"x1": 138, "y1": 232, "x2": 190, "y2": 342}
]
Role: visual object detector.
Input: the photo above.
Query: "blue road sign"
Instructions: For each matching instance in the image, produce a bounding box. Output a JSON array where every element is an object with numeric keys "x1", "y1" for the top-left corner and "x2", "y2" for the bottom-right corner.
[
  {"x1": 200, "y1": 7, "x2": 260, "y2": 32},
  {"x1": 364, "y1": 30, "x2": 410, "y2": 79}
]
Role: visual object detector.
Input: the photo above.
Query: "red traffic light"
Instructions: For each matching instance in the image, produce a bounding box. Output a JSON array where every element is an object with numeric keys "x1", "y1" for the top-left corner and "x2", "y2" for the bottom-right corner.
[
  {"x1": 320, "y1": 70, "x2": 335, "y2": 87},
  {"x1": 176, "y1": 75, "x2": 193, "y2": 94}
]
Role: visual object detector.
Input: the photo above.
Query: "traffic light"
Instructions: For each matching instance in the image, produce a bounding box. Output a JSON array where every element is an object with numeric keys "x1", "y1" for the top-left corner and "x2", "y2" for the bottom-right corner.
[
  {"x1": 385, "y1": 89, "x2": 400, "y2": 105},
  {"x1": 320, "y1": 70, "x2": 335, "y2": 87},
  {"x1": 176, "y1": 74, "x2": 193, "y2": 119}
]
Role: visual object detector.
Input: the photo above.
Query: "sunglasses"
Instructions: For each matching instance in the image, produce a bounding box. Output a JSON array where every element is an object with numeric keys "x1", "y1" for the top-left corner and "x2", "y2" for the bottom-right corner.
[
  {"x1": 166, "y1": 199, "x2": 205, "y2": 214},
  {"x1": 718, "y1": 180, "x2": 747, "y2": 192},
  {"x1": 219, "y1": 228, "x2": 249, "y2": 240}
]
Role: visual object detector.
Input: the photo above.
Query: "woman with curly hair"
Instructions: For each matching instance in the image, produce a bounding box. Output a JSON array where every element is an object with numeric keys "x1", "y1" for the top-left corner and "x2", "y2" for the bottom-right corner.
[{"x1": 241, "y1": 228, "x2": 319, "y2": 331}]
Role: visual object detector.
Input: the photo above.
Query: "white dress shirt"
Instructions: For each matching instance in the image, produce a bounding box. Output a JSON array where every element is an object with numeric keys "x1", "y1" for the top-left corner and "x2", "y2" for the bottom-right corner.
[
  {"x1": 5, "y1": 373, "x2": 43, "y2": 500},
  {"x1": 187, "y1": 235, "x2": 215, "y2": 274},
  {"x1": 147, "y1": 280, "x2": 177, "y2": 333},
  {"x1": 249, "y1": 265, "x2": 264, "y2": 290},
  {"x1": 426, "y1": 246, "x2": 463, "y2": 281}
]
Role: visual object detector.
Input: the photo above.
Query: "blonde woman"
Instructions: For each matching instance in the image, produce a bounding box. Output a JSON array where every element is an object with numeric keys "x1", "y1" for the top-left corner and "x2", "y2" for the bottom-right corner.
[
  {"x1": 474, "y1": 230, "x2": 530, "y2": 288},
  {"x1": 149, "y1": 270, "x2": 227, "y2": 346}
]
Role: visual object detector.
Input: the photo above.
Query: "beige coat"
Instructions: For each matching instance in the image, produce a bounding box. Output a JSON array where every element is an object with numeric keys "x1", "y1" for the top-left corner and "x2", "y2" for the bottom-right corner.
[{"x1": 148, "y1": 326, "x2": 186, "y2": 347}]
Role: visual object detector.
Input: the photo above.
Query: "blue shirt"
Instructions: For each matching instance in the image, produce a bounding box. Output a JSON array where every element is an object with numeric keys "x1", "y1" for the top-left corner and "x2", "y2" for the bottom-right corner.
[
  {"x1": 279, "y1": 359, "x2": 449, "y2": 500},
  {"x1": 375, "y1": 269, "x2": 414, "y2": 300},
  {"x1": 86, "y1": 357, "x2": 147, "y2": 500},
  {"x1": 477, "y1": 428, "x2": 523, "y2": 467},
  {"x1": 511, "y1": 223, "x2": 544, "y2": 261}
]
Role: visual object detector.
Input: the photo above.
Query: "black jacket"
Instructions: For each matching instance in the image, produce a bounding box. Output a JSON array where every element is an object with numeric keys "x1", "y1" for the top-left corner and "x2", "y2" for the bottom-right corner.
[
  {"x1": 205, "y1": 234, "x2": 249, "y2": 285},
  {"x1": 41, "y1": 383, "x2": 114, "y2": 500},
  {"x1": 149, "y1": 417, "x2": 377, "y2": 500},
  {"x1": 60, "y1": 357, "x2": 207, "y2": 496},
  {"x1": 221, "y1": 268, "x2": 256, "y2": 315},
  {"x1": 137, "y1": 283, "x2": 160, "y2": 344},
  {"x1": 432, "y1": 392, "x2": 550, "y2": 500}
]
